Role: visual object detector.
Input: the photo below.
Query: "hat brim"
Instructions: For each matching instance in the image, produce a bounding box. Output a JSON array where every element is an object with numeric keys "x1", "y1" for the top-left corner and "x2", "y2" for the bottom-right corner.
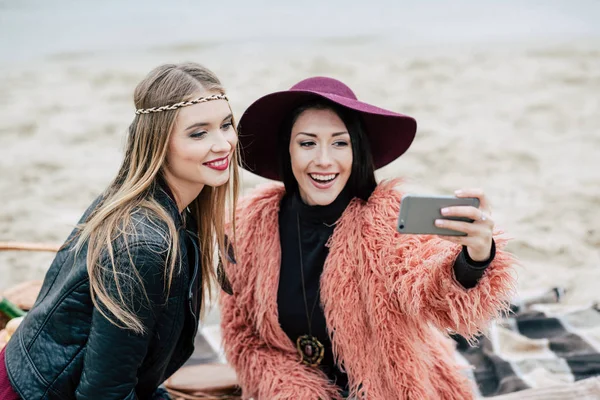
[{"x1": 238, "y1": 89, "x2": 417, "y2": 181}]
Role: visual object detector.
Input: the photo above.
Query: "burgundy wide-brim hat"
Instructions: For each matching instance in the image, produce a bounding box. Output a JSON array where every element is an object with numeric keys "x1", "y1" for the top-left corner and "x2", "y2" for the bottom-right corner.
[{"x1": 238, "y1": 76, "x2": 417, "y2": 181}]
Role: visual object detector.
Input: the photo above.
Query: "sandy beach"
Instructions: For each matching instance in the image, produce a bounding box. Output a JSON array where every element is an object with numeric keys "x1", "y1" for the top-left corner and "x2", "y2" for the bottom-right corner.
[{"x1": 1, "y1": 2, "x2": 599, "y2": 311}]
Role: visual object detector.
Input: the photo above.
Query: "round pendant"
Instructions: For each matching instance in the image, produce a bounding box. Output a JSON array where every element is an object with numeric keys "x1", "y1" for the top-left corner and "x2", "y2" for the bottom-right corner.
[{"x1": 296, "y1": 334, "x2": 325, "y2": 367}]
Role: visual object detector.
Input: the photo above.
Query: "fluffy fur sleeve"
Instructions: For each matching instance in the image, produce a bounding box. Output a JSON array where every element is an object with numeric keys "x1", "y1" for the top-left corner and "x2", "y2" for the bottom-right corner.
[
  {"x1": 361, "y1": 179, "x2": 517, "y2": 338},
  {"x1": 220, "y1": 185, "x2": 342, "y2": 400}
]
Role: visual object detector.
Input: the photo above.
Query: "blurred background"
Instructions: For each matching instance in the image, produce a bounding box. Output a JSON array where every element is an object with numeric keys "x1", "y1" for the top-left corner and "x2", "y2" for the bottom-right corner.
[{"x1": 1, "y1": 0, "x2": 599, "y2": 316}]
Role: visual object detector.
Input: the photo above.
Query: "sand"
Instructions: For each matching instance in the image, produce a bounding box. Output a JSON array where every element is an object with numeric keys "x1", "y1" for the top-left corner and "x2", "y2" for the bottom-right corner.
[{"x1": 1, "y1": 38, "x2": 599, "y2": 309}]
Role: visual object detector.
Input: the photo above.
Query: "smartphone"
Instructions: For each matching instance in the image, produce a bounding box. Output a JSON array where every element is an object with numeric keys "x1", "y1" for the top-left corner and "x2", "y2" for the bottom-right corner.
[{"x1": 397, "y1": 194, "x2": 480, "y2": 236}]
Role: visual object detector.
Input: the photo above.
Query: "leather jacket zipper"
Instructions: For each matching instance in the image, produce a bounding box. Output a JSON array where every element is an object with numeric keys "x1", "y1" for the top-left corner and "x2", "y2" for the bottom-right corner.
[{"x1": 185, "y1": 229, "x2": 200, "y2": 337}]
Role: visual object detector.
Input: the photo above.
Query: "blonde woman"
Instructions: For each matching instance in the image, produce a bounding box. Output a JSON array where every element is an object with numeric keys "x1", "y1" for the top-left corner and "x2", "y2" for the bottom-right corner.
[{"x1": 1, "y1": 63, "x2": 239, "y2": 400}]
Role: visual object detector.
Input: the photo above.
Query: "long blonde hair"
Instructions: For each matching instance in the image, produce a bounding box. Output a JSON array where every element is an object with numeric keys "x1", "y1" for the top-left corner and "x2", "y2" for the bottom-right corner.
[{"x1": 76, "y1": 63, "x2": 239, "y2": 334}]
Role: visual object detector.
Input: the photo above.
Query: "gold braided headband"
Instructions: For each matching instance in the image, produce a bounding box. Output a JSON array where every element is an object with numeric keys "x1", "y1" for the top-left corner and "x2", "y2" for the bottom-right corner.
[{"x1": 135, "y1": 94, "x2": 229, "y2": 115}]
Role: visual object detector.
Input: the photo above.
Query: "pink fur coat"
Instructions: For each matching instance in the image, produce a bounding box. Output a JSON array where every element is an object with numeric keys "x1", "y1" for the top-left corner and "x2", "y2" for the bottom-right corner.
[{"x1": 220, "y1": 180, "x2": 516, "y2": 400}]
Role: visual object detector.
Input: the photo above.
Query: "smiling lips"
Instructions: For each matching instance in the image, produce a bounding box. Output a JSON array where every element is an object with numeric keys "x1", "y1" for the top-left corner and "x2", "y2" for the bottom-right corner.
[
  {"x1": 309, "y1": 173, "x2": 339, "y2": 189},
  {"x1": 204, "y1": 155, "x2": 230, "y2": 171}
]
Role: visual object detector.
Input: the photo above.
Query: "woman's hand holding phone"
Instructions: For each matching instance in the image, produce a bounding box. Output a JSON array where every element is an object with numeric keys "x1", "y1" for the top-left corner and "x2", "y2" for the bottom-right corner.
[{"x1": 435, "y1": 188, "x2": 494, "y2": 262}]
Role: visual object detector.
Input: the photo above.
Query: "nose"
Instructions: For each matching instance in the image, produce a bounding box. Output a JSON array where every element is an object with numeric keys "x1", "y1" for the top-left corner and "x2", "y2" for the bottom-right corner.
[
  {"x1": 315, "y1": 146, "x2": 333, "y2": 168},
  {"x1": 211, "y1": 131, "x2": 232, "y2": 154}
]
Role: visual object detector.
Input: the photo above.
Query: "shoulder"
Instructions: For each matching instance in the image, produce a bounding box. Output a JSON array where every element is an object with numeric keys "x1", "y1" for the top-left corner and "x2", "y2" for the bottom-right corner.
[
  {"x1": 130, "y1": 203, "x2": 176, "y2": 245},
  {"x1": 102, "y1": 238, "x2": 171, "y2": 297},
  {"x1": 79, "y1": 194, "x2": 174, "y2": 253},
  {"x1": 108, "y1": 207, "x2": 174, "y2": 269},
  {"x1": 235, "y1": 182, "x2": 285, "y2": 224},
  {"x1": 362, "y1": 178, "x2": 404, "y2": 220},
  {"x1": 334, "y1": 179, "x2": 405, "y2": 245},
  {"x1": 369, "y1": 178, "x2": 404, "y2": 205},
  {"x1": 225, "y1": 183, "x2": 284, "y2": 267}
]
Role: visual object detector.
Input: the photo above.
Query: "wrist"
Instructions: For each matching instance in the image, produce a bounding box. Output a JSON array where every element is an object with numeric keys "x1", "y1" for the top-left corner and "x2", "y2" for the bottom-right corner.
[{"x1": 466, "y1": 239, "x2": 494, "y2": 263}]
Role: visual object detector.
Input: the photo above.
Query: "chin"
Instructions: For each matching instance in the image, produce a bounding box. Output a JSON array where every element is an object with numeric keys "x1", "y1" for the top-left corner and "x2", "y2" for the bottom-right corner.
[
  {"x1": 210, "y1": 179, "x2": 231, "y2": 188},
  {"x1": 313, "y1": 199, "x2": 336, "y2": 206},
  {"x1": 205, "y1": 175, "x2": 230, "y2": 188},
  {"x1": 306, "y1": 192, "x2": 339, "y2": 206}
]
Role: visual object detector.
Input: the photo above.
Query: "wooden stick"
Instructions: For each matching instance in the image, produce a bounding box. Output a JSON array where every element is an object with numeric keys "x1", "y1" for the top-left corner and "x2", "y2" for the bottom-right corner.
[{"x1": 0, "y1": 242, "x2": 60, "y2": 253}]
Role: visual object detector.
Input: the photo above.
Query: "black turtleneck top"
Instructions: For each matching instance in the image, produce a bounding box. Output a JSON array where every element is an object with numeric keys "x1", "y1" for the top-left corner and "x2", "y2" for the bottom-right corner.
[{"x1": 277, "y1": 190, "x2": 495, "y2": 393}]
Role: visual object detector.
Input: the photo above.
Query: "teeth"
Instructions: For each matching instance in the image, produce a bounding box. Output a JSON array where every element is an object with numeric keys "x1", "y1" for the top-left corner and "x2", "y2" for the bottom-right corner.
[
  {"x1": 207, "y1": 159, "x2": 227, "y2": 167},
  {"x1": 310, "y1": 173, "x2": 336, "y2": 182}
]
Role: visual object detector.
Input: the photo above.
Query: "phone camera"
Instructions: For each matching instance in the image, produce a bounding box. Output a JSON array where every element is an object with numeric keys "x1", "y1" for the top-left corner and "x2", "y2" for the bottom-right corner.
[{"x1": 399, "y1": 224, "x2": 405, "y2": 230}]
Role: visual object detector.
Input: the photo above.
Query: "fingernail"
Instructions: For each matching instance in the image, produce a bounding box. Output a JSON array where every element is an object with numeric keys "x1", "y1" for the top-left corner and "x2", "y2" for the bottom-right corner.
[
  {"x1": 435, "y1": 219, "x2": 444, "y2": 227},
  {"x1": 454, "y1": 190, "x2": 463, "y2": 195},
  {"x1": 441, "y1": 207, "x2": 449, "y2": 215}
]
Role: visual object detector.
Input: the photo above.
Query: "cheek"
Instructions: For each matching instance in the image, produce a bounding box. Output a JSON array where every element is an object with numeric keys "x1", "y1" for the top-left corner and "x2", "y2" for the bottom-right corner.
[
  {"x1": 168, "y1": 140, "x2": 208, "y2": 167},
  {"x1": 171, "y1": 146, "x2": 193, "y2": 165},
  {"x1": 341, "y1": 149, "x2": 353, "y2": 174},
  {"x1": 166, "y1": 140, "x2": 181, "y2": 166},
  {"x1": 289, "y1": 149, "x2": 309, "y2": 177}
]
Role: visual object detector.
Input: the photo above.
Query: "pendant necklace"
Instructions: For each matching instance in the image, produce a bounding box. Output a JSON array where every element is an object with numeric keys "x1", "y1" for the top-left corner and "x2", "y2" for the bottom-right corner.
[{"x1": 295, "y1": 213, "x2": 325, "y2": 367}]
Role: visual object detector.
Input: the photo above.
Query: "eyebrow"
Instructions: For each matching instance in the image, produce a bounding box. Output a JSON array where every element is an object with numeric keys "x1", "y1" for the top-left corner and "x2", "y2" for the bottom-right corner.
[
  {"x1": 185, "y1": 113, "x2": 233, "y2": 131},
  {"x1": 296, "y1": 131, "x2": 349, "y2": 138}
]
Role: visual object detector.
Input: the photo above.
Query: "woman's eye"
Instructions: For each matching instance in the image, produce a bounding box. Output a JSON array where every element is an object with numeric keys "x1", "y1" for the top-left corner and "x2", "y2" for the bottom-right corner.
[
  {"x1": 334, "y1": 141, "x2": 349, "y2": 147},
  {"x1": 190, "y1": 131, "x2": 207, "y2": 139},
  {"x1": 221, "y1": 122, "x2": 233, "y2": 130},
  {"x1": 300, "y1": 141, "x2": 316, "y2": 148}
]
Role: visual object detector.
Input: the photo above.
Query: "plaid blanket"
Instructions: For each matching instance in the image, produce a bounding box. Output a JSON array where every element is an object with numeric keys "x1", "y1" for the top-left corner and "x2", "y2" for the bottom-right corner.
[
  {"x1": 165, "y1": 288, "x2": 600, "y2": 399},
  {"x1": 453, "y1": 301, "x2": 600, "y2": 398}
]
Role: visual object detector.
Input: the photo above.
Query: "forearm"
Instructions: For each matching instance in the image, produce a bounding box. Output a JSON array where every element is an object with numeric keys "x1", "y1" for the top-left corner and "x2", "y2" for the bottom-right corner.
[
  {"x1": 77, "y1": 244, "x2": 167, "y2": 398},
  {"x1": 76, "y1": 317, "x2": 151, "y2": 399},
  {"x1": 453, "y1": 239, "x2": 496, "y2": 289},
  {"x1": 391, "y1": 235, "x2": 516, "y2": 337}
]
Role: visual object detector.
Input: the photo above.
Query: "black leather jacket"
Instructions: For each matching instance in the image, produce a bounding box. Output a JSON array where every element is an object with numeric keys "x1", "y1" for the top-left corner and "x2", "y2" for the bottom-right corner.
[{"x1": 5, "y1": 185, "x2": 201, "y2": 399}]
